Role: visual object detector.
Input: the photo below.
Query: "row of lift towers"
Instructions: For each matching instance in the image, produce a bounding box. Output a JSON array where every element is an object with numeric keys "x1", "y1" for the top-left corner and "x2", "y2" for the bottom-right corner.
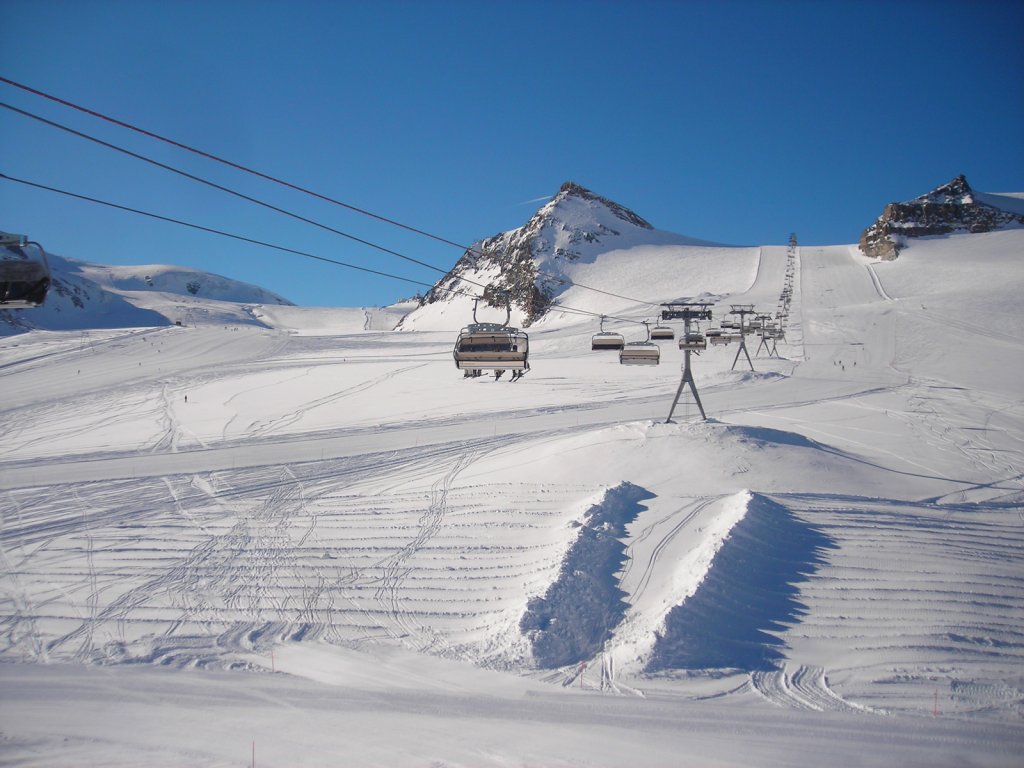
[
  {"x1": 453, "y1": 235, "x2": 798, "y2": 412},
  {"x1": 662, "y1": 234, "x2": 797, "y2": 422}
]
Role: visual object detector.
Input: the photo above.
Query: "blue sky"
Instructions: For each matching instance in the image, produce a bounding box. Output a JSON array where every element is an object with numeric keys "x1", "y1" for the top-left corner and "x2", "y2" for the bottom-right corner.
[{"x1": 2, "y1": 0, "x2": 1022, "y2": 307}]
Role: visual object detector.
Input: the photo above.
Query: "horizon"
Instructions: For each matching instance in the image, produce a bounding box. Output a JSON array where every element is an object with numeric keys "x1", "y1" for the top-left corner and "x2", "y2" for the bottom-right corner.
[{"x1": 2, "y1": 0, "x2": 1022, "y2": 307}]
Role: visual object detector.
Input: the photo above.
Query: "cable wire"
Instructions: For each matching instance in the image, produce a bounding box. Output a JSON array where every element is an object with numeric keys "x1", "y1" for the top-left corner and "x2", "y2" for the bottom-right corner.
[
  {"x1": 0, "y1": 172, "x2": 436, "y2": 289},
  {"x1": 0, "y1": 78, "x2": 662, "y2": 309},
  {"x1": 1, "y1": 102, "x2": 451, "y2": 277},
  {"x1": 0, "y1": 172, "x2": 645, "y2": 325}
]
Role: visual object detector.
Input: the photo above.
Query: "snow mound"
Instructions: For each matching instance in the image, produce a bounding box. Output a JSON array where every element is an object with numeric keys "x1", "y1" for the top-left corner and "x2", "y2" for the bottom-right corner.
[{"x1": 646, "y1": 494, "x2": 835, "y2": 673}]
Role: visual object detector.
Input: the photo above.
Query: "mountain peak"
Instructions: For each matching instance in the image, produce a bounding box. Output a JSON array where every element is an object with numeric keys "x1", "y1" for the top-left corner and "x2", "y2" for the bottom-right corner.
[
  {"x1": 402, "y1": 183, "x2": 697, "y2": 329},
  {"x1": 552, "y1": 181, "x2": 654, "y2": 230},
  {"x1": 912, "y1": 174, "x2": 974, "y2": 205},
  {"x1": 859, "y1": 174, "x2": 1024, "y2": 260}
]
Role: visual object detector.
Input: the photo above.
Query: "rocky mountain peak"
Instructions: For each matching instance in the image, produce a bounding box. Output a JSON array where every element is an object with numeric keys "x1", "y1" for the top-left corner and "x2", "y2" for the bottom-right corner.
[
  {"x1": 913, "y1": 174, "x2": 973, "y2": 205},
  {"x1": 413, "y1": 183, "x2": 657, "y2": 326},
  {"x1": 859, "y1": 174, "x2": 1024, "y2": 260}
]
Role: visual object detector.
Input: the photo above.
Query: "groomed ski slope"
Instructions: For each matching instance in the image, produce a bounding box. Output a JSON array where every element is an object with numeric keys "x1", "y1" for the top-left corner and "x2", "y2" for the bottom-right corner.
[{"x1": 1, "y1": 233, "x2": 1022, "y2": 766}]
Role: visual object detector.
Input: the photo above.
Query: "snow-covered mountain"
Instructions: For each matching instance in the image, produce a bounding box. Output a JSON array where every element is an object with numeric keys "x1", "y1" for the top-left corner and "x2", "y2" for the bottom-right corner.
[
  {"x1": 2, "y1": 181, "x2": 1024, "y2": 766},
  {"x1": 0, "y1": 251, "x2": 293, "y2": 335},
  {"x1": 401, "y1": 182, "x2": 726, "y2": 330},
  {"x1": 859, "y1": 174, "x2": 1024, "y2": 259}
]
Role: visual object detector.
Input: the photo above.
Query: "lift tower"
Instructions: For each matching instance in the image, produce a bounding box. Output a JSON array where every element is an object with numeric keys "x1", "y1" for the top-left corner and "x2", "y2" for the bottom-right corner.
[
  {"x1": 662, "y1": 302, "x2": 712, "y2": 422},
  {"x1": 728, "y1": 304, "x2": 757, "y2": 371}
]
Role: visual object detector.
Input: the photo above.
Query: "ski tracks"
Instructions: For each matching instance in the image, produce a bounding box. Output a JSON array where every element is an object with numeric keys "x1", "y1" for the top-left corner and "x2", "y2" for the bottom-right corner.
[
  {"x1": 620, "y1": 497, "x2": 718, "y2": 603},
  {"x1": 750, "y1": 664, "x2": 880, "y2": 714},
  {"x1": 373, "y1": 450, "x2": 480, "y2": 652}
]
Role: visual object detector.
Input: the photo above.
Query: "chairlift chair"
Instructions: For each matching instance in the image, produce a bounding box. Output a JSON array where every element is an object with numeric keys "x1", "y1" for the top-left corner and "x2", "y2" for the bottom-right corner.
[
  {"x1": 453, "y1": 296, "x2": 529, "y2": 379},
  {"x1": 650, "y1": 324, "x2": 675, "y2": 340},
  {"x1": 591, "y1": 316, "x2": 625, "y2": 350},
  {"x1": 679, "y1": 330, "x2": 707, "y2": 351},
  {"x1": 619, "y1": 321, "x2": 660, "y2": 365},
  {"x1": 0, "y1": 233, "x2": 50, "y2": 308}
]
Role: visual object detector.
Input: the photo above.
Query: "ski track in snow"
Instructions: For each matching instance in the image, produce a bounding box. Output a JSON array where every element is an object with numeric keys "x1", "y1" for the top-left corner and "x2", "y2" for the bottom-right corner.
[{"x1": 2, "y1": 229, "x2": 1024, "y2": 767}]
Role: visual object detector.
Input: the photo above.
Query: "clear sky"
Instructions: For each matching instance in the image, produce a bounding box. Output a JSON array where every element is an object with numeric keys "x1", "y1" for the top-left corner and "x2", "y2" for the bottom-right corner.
[{"x1": 2, "y1": 0, "x2": 1022, "y2": 307}]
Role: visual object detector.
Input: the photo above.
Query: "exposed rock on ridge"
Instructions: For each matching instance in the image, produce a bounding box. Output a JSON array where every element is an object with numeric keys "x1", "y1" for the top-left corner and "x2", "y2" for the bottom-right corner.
[
  {"x1": 859, "y1": 175, "x2": 1024, "y2": 260},
  {"x1": 418, "y1": 181, "x2": 655, "y2": 326}
]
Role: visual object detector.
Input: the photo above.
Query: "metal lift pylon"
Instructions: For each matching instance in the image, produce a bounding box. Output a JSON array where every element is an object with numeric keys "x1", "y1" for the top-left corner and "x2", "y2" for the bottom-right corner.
[
  {"x1": 727, "y1": 304, "x2": 756, "y2": 372},
  {"x1": 666, "y1": 348, "x2": 706, "y2": 422},
  {"x1": 661, "y1": 301, "x2": 713, "y2": 423}
]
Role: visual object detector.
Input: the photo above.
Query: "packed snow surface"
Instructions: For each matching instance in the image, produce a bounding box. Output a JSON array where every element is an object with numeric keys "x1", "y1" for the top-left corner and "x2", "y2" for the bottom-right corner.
[{"x1": 1, "y1": 233, "x2": 1023, "y2": 766}]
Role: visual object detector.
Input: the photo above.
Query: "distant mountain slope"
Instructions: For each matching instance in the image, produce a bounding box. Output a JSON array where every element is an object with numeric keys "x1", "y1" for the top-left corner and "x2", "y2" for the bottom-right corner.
[
  {"x1": 859, "y1": 175, "x2": 1024, "y2": 260},
  {"x1": 0, "y1": 251, "x2": 293, "y2": 334},
  {"x1": 399, "y1": 181, "x2": 733, "y2": 331}
]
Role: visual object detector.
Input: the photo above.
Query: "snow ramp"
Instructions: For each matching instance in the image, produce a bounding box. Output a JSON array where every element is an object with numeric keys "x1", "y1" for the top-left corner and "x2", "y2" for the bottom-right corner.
[{"x1": 645, "y1": 493, "x2": 836, "y2": 673}]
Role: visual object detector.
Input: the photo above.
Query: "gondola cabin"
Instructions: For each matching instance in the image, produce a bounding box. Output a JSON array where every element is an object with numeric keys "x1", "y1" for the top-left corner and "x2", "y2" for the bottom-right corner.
[
  {"x1": 453, "y1": 323, "x2": 529, "y2": 371},
  {"x1": 619, "y1": 341, "x2": 660, "y2": 366},
  {"x1": 591, "y1": 331, "x2": 625, "y2": 350},
  {"x1": 0, "y1": 234, "x2": 50, "y2": 309}
]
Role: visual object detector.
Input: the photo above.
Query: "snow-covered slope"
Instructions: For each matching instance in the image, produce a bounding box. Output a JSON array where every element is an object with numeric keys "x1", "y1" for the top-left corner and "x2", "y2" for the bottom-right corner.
[
  {"x1": 0, "y1": 252, "x2": 293, "y2": 334},
  {"x1": 1, "y1": 216, "x2": 1023, "y2": 765}
]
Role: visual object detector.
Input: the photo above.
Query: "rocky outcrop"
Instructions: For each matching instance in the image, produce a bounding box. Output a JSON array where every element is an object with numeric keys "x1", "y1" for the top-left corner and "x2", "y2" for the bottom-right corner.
[
  {"x1": 418, "y1": 181, "x2": 655, "y2": 326},
  {"x1": 859, "y1": 175, "x2": 1024, "y2": 260}
]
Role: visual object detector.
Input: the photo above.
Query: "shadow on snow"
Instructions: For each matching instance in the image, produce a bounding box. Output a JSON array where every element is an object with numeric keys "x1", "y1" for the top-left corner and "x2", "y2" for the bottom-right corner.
[{"x1": 646, "y1": 493, "x2": 837, "y2": 673}]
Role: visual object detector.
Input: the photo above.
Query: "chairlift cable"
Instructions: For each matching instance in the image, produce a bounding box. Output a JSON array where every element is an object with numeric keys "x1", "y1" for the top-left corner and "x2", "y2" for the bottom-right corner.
[
  {"x1": 0, "y1": 172, "x2": 644, "y2": 325},
  {"x1": 0, "y1": 102, "x2": 450, "y2": 277},
  {"x1": 0, "y1": 173, "x2": 437, "y2": 290},
  {"x1": 0, "y1": 79, "x2": 663, "y2": 310},
  {"x1": 0, "y1": 75, "x2": 470, "y2": 252}
]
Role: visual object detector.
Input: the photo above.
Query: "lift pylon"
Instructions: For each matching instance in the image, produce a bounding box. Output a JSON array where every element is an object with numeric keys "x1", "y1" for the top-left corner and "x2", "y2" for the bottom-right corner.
[
  {"x1": 663, "y1": 302, "x2": 712, "y2": 423},
  {"x1": 727, "y1": 304, "x2": 757, "y2": 371}
]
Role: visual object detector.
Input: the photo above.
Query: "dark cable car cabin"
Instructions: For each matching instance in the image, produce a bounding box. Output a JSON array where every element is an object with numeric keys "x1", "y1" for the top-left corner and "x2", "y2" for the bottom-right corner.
[
  {"x1": 591, "y1": 316, "x2": 624, "y2": 350},
  {"x1": 0, "y1": 233, "x2": 50, "y2": 309},
  {"x1": 650, "y1": 324, "x2": 675, "y2": 340}
]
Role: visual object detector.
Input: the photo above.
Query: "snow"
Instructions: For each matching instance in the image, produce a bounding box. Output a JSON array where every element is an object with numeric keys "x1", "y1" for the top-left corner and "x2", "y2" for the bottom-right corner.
[{"x1": 2, "y1": 227, "x2": 1023, "y2": 766}]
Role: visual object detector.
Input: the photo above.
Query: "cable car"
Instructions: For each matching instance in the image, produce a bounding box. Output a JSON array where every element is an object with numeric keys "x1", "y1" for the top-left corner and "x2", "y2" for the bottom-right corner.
[
  {"x1": 453, "y1": 296, "x2": 529, "y2": 380},
  {"x1": 619, "y1": 321, "x2": 660, "y2": 365},
  {"x1": 591, "y1": 315, "x2": 624, "y2": 350},
  {"x1": 650, "y1": 324, "x2": 675, "y2": 340},
  {"x1": 0, "y1": 232, "x2": 50, "y2": 308}
]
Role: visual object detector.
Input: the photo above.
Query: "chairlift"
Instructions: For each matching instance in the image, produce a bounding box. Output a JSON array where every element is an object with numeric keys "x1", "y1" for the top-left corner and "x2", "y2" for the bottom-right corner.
[
  {"x1": 679, "y1": 328, "x2": 707, "y2": 351},
  {"x1": 0, "y1": 232, "x2": 50, "y2": 308},
  {"x1": 453, "y1": 296, "x2": 529, "y2": 380},
  {"x1": 591, "y1": 315, "x2": 625, "y2": 350},
  {"x1": 619, "y1": 321, "x2": 660, "y2": 365},
  {"x1": 650, "y1": 323, "x2": 675, "y2": 340}
]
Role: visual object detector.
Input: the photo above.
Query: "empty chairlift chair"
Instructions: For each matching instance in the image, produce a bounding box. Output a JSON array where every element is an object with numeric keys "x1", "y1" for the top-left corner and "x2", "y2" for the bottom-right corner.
[
  {"x1": 591, "y1": 315, "x2": 625, "y2": 350},
  {"x1": 619, "y1": 322, "x2": 661, "y2": 366},
  {"x1": 679, "y1": 327, "x2": 707, "y2": 351},
  {"x1": 650, "y1": 323, "x2": 675, "y2": 340},
  {"x1": 0, "y1": 232, "x2": 50, "y2": 308}
]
